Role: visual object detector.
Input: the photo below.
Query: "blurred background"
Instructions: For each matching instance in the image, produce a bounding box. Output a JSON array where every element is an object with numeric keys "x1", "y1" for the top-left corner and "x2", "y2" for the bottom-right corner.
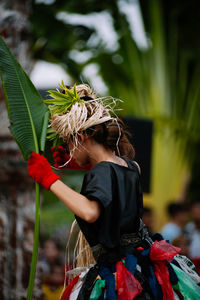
[{"x1": 0, "y1": 0, "x2": 200, "y2": 299}]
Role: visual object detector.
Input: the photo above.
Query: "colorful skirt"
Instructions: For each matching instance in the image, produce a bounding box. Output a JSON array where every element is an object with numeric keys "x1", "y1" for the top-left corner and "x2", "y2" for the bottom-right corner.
[{"x1": 61, "y1": 229, "x2": 200, "y2": 299}]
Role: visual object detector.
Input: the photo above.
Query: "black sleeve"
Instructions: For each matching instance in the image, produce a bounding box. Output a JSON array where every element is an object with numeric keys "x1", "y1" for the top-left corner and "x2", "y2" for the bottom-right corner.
[{"x1": 81, "y1": 164, "x2": 113, "y2": 208}]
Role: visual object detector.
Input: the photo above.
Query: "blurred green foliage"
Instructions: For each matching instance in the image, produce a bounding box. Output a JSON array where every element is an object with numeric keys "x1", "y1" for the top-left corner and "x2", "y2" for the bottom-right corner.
[
  {"x1": 30, "y1": 0, "x2": 200, "y2": 229},
  {"x1": 30, "y1": 0, "x2": 200, "y2": 141}
]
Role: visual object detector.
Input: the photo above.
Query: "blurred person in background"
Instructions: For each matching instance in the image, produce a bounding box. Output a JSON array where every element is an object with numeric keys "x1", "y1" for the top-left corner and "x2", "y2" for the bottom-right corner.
[
  {"x1": 39, "y1": 238, "x2": 66, "y2": 299},
  {"x1": 161, "y1": 202, "x2": 188, "y2": 243},
  {"x1": 142, "y1": 207, "x2": 164, "y2": 242},
  {"x1": 185, "y1": 200, "x2": 200, "y2": 274},
  {"x1": 142, "y1": 206, "x2": 154, "y2": 234},
  {"x1": 42, "y1": 262, "x2": 65, "y2": 300},
  {"x1": 171, "y1": 235, "x2": 190, "y2": 257},
  {"x1": 40, "y1": 238, "x2": 64, "y2": 276}
]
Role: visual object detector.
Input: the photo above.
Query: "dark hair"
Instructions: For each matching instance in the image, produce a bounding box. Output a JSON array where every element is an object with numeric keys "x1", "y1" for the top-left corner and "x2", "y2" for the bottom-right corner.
[
  {"x1": 142, "y1": 207, "x2": 152, "y2": 215},
  {"x1": 167, "y1": 202, "x2": 187, "y2": 218},
  {"x1": 42, "y1": 238, "x2": 62, "y2": 251},
  {"x1": 191, "y1": 199, "x2": 200, "y2": 207},
  {"x1": 85, "y1": 118, "x2": 135, "y2": 160}
]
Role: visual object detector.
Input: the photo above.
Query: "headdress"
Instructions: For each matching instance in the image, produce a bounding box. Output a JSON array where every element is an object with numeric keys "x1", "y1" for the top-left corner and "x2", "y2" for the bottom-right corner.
[{"x1": 44, "y1": 81, "x2": 120, "y2": 148}]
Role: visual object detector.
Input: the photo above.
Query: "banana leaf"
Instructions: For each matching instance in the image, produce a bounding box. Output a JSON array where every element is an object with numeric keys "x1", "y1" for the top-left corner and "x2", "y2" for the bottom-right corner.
[
  {"x1": 0, "y1": 36, "x2": 49, "y2": 300},
  {"x1": 0, "y1": 36, "x2": 48, "y2": 160}
]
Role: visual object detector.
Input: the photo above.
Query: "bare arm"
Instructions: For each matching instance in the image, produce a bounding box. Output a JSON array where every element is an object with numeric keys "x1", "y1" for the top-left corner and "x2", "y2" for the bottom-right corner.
[{"x1": 50, "y1": 180, "x2": 101, "y2": 223}]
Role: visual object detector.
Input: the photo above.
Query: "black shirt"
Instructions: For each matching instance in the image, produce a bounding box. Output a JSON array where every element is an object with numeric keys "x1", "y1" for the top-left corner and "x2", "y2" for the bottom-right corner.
[{"x1": 75, "y1": 158, "x2": 143, "y2": 249}]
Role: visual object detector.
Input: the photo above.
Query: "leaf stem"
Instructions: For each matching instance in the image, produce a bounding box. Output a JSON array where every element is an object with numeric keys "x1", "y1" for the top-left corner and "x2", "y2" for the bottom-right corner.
[{"x1": 27, "y1": 182, "x2": 40, "y2": 300}]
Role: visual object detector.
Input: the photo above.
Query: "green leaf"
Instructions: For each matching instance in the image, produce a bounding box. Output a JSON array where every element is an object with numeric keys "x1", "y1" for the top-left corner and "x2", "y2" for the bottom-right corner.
[
  {"x1": 47, "y1": 132, "x2": 58, "y2": 139},
  {"x1": 45, "y1": 83, "x2": 83, "y2": 119},
  {"x1": 73, "y1": 83, "x2": 78, "y2": 98},
  {"x1": 53, "y1": 136, "x2": 58, "y2": 147},
  {"x1": 46, "y1": 90, "x2": 69, "y2": 100},
  {"x1": 44, "y1": 100, "x2": 67, "y2": 105},
  {"x1": 0, "y1": 36, "x2": 48, "y2": 160},
  {"x1": 65, "y1": 88, "x2": 76, "y2": 99},
  {"x1": 40, "y1": 111, "x2": 50, "y2": 152},
  {"x1": 58, "y1": 79, "x2": 66, "y2": 90}
]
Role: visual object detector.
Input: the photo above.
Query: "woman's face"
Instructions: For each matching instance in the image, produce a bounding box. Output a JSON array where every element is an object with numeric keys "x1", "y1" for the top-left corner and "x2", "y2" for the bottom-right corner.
[{"x1": 67, "y1": 135, "x2": 91, "y2": 167}]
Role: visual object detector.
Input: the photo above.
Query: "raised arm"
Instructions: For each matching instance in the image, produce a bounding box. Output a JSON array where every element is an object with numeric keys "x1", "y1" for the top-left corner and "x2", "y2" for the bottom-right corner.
[
  {"x1": 28, "y1": 152, "x2": 100, "y2": 223},
  {"x1": 50, "y1": 180, "x2": 100, "y2": 222}
]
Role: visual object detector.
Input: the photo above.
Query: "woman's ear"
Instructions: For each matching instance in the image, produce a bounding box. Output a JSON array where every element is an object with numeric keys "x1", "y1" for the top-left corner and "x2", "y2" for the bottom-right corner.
[{"x1": 79, "y1": 133, "x2": 87, "y2": 145}]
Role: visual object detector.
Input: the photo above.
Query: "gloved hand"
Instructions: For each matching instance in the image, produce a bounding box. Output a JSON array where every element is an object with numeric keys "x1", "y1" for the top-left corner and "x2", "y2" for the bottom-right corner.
[
  {"x1": 28, "y1": 152, "x2": 61, "y2": 190},
  {"x1": 51, "y1": 146, "x2": 93, "y2": 171}
]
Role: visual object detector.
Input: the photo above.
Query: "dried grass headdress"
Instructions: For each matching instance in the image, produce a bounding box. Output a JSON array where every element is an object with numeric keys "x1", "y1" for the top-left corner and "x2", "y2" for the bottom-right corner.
[{"x1": 44, "y1": 81, "x2": 120, "y2": 148}]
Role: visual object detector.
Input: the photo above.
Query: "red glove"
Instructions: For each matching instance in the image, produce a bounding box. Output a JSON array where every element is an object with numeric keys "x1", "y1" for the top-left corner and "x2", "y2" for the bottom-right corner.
[
  {"x1": 51, "y1": 146, "x2": 93, "y2": 171},
  {"x1": 28, "y1": 152, "x2": 60, "y2": 190}
]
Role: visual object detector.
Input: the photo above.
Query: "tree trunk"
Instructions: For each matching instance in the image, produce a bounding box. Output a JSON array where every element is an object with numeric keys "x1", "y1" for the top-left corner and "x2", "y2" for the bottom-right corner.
[{"x1": 0, "y1": 1, "x2": 42, "y2": 299}]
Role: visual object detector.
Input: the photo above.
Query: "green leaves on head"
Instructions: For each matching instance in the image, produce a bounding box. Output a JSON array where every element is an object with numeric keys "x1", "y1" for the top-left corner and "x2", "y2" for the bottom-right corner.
[
  {"x1": 44, "y1": 81, "x2": 84, "y2": 115},
  {"x1": 46, "y1": 127, "x2": 63, "y2": 148}
]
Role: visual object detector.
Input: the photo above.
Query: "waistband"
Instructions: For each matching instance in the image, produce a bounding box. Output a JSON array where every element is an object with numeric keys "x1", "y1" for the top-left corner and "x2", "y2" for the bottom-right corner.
[{"x1": 92, "y1": 219, "x2": 153, "y2": 262}]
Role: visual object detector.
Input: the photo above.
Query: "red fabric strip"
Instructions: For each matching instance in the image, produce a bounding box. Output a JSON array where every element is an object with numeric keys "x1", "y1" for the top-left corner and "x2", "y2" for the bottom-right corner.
[
  {"x1": 150, "y1": 240, "x2": 181, "y2": 300},
  {"x1": 116, "y1": 261, "x2": 142, "y2": 300},
  {"x1": 60, "y1": 275, "x2": 80, "y2": 300}
]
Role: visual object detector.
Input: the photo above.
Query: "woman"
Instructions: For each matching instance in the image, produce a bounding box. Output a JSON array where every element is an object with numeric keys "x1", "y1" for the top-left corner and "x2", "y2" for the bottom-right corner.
[{"x1": 28, "y1": 83, "x2": 200, "y2": 299}]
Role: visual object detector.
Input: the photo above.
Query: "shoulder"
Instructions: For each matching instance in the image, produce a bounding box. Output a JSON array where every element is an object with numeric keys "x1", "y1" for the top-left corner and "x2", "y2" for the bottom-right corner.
[
  {"x1": 185, "y1": 222, "x2": 195, "y2": 233},
  {"x1": 124, "y1": 158, "x2": 141, "y2": 174},
  {"x1": 130, "y1": 160, "x2": 141, "y2": 174},
  {"x1": 161, "y1": 222, "x2": 181, "y2": 242},
  {"x1": 83, "y1": 162, "x2": 113, "y2": 181},
  {"x1": 81, "y1": 163, "x2": 114, "y2": 207},
  {"x1": 88, "y1": 162, "x2": 113, "y2": 174},
  {"x1": 161, "y1": 222, "x2": 180, "y2": 233},
  {"x1": 84, "y1": 159, "x2": 140, "y2": 182}
]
